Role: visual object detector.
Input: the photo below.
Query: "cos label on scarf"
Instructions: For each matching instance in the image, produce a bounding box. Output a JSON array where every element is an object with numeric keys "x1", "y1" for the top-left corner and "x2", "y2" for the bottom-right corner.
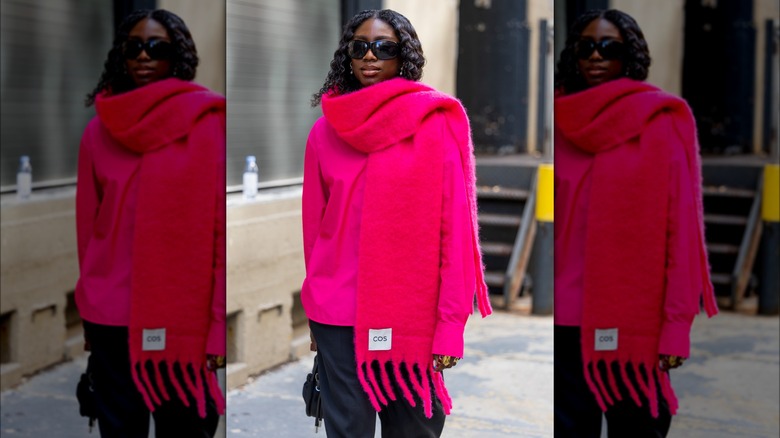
[
  {"x1": 595, "y1": 328, "x2": 618, "y2": 351},
  {"x1": 368, "y1": 328, "x2": 392, "y2": 351},
  {"x1": 142, "y1": 328, "x2": 166, "y2": 351}
]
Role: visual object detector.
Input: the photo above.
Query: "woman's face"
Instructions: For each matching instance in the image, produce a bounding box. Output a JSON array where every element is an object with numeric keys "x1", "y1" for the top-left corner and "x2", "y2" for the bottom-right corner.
[
  {"x1": 349, "y1": 18, "x2": 400, "y2": 88},
  {"x1": 576, "y1": 18, "x2": 624, "y2": 88},
  {"x1": 125, "y1": 18, "x2": 173, "y2": 88}
]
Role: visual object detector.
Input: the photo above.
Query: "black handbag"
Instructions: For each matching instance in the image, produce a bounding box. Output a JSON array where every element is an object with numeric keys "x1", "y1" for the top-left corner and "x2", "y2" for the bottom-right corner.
[
  {"x1": 76, "y1": 371, "x2": 97, "y2": 432},
  {"x1": 302, "y1": 355, "x2": 324, "y2": 432}
]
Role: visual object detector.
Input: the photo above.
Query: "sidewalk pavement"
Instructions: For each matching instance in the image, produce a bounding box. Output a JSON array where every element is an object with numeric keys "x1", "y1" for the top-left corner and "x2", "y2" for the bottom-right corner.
[
  {"x1": 0, "y1": 358, "x2": 227, "y2": 437},
  {"x1": 1, "y1": 311, "x2": 777, "y2": 437},
  {"x1": 667, "y1": 312, "x2": 779, "y2": 437},
  {"x1": 226, "y1": 311, "x2": 554, "y2": 437}
]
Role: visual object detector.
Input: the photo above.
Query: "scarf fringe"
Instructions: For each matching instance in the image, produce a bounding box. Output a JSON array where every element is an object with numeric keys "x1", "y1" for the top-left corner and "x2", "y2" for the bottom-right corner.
[
  {"x1": 672, "y1": 107, "x2": 718, "y2": 318},
  {"x1": 476, "y1": 277, "x2": 492, "y2": 317},
  {"x1": 467, "y1": 139, "x2": 492, "y2": 319},
  {"x1": 130, "y1": 358, "x2": 225, "y2": 418},
  {"x1": 357, "y1": 360, "x2": 452, "y2": 419},
  {"x1": 392, "y1": 361, "x2": 415, "y2": 406},
  {"x1": 583, "y1": 359, "x2": 676, "y2": 419},
  {"x1": 434, "y1": 371, "x2": 453, "y2": 412},
  {"x1": 659, "y1": 368, "x2": 679, "y2": 414},
  {"x1": 619, "y1": 360, "x2": 642, "y2": 407}
]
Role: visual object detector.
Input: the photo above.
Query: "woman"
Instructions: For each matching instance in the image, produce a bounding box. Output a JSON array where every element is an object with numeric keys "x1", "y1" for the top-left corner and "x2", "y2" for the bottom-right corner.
[
  {"x1": 302, "y1": 9, "x2": 491, "y2": 438},
  {"x1": 553, "y1": 9, "x2": 718, "y2": 437},
  {"x1": 76, "y1": 9, "x2": 225, "y2": 437}
]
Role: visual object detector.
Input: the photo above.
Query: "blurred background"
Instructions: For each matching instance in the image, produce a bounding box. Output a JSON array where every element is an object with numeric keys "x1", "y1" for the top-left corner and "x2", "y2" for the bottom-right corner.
[
  {"x1": 1, "y1": 0, "x2": 226, "y2": 436},
  {"x1": 4, "y1": 0, "x2": 774, "y2": 436},
  {"x1": 555, "y1": 1, "x2": 779, "y2": 436},
  {"x1": 555, "y1": 0, "x2": 779, "y2": 315}
]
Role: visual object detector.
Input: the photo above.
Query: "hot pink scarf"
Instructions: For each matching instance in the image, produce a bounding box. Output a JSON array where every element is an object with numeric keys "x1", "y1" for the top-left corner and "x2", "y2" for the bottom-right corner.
[
  {"x1": 322, "y1": 78, "x2": 491, "y2": 418},
  {"x1": 555, "y1": 78, "x2": 718, "y2": 417},
  {"x1": 95, "y1": 78, "x2": 226, "y2": 417}
]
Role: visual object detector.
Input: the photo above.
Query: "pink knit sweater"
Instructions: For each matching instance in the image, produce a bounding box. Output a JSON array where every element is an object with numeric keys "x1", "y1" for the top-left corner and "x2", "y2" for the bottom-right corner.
[
  {"x1": 303, "y1": 78, "x2": 490, "y2": 418},
  {"x1": 302, "y1": 117, "x2": 477, "y2": 358}
]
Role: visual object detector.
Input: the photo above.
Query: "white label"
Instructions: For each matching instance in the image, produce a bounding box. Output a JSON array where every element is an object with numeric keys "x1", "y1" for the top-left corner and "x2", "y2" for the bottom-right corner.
[
  {"x1": 594, "y1": 328, "x2": 618, "y2": 351},
  {"x1": 243, "y1": 172, "x2": 258, "y2": 199},
  {"x1": 368, "y1": 328, "x2": 392, "y2": 351},
  {"x1": 142, "y1": 328, "x2": 166, "y2": 351}
]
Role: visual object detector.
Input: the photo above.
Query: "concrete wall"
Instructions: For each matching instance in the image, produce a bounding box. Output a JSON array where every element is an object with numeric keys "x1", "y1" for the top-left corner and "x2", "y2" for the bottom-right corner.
[
  {"x1": 0, "y1": 190, "x2": 80, "y2": 390},
  {"x1": 612, "y1": 0, "x2": 780, "y2": 153},
  {"x1": 384, "y1": 0, "x2": 459, "y2": 96},
  {"x1": 611, "y1": 0, "x2": 685, "y2": 96},
  {"x1": 224, "y1": 189, "x2": 306, "y2": 389},
  {"x1": 159, "y1": 0, "x2": 227, "y2": 95},
  {"x1": 386, "y1": 0, "x2": 552, "y2": 154}
]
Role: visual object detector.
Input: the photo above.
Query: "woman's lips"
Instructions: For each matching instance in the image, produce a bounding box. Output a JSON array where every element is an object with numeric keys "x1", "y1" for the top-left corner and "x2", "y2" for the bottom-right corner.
[{"x1": 361, "y1": 67, "x2": 380, "y2": 77}]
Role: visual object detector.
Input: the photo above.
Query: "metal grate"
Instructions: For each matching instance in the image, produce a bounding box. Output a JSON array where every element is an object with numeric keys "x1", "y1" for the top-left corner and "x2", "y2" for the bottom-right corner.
[{"x1": 226, "y1": 0, "x2": 339, "y2": 186}]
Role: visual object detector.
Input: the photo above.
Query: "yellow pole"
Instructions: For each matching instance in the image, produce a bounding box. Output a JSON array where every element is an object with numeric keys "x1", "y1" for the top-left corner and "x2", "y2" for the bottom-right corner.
[
  {"x1": 759, "y1": 163, "x2": 780, "y2": 314},
  {"x1": 532, "y1": 163, "x2": 554, "y2": 315},
  {"x1": 536, "y1": 163, "x2": 554, "y2": 222},
  {"x1": 762, "y1": 164, "x2": 780, "y2": 222}
]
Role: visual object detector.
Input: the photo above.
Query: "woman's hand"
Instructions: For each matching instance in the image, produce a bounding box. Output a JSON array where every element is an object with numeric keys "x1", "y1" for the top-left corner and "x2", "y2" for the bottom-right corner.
[
  {"x1": 206, "y1": 355, "x2": 226, "y2": 371},
  {"x1": 433, "y1": 355, "x2": 460, "y2": 372},
  {"x1": 659, "y1": 354, "x2": 685, "y2": 371}
]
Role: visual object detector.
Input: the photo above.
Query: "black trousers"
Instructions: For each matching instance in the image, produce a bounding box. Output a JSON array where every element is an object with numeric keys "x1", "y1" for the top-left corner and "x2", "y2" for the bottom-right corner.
[
  {"x1": 554, "y1": 325, "x2": 672, "y2": 438},
  {"x1": 309, "y1": 320, "x2": 446, "y2": 438},
  {"x1": 83, "y1": 320, "x2": 220, "y2": 438}
]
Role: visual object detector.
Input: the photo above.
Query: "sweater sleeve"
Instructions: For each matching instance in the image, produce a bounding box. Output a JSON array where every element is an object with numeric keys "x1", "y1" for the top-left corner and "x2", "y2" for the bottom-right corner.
[
  {"x1": 206, "y1": 114, "x2": 227, "y2": 356},
  {"x1": 76, "y1": 125, "x2": 101, "y2": 269},
  {"x1": 658, "y1": 131, "x2": 701, "y2": 358},
  {"x1": 302, "y1": 127, "x2": 328, "y2": 268},
  {"x1": 432, "y1": 125, "x2": 476, "y2": 358}
]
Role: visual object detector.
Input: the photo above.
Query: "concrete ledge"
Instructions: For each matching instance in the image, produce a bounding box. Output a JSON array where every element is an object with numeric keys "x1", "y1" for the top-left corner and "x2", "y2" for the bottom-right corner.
[
  {"x1": 226, "y1": 186, "x2": 305, "y2": 389},
  {"x1": 1, "y1": 188, "x2": 78, "y2": 390},
  {"x1": 0, "y1": 362, "x2": 23, "y2": 389}
]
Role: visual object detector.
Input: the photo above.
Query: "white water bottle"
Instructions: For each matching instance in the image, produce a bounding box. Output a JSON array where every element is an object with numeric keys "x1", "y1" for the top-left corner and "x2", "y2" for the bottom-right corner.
[
  {"x1": 243, "y1": 155, "x2": 258, "y2": 199},
  {"x1": 17, "y1": 155, "x2": 32, "y2": 199}
]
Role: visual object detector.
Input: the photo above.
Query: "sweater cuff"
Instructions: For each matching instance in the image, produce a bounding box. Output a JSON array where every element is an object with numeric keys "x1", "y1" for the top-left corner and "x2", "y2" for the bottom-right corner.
[
  {"x1": 658, "y1": 319, "x2": 692, "y2": 358},
  {"x1": 432, "y1": 320, "x2": 465, "y2": 358},
  {"x1": 205, "y1": 320, "x2": 226, "y2": 356}
]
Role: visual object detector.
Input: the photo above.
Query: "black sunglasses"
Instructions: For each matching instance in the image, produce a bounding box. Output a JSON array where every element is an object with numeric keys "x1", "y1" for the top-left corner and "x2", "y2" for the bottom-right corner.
[
  {"x1": 575, "y1": 39, "x2": 626, "y2": 60},
  {"x1": 123, "y1": 39, "x2": 174, "y2": 60},
  {"x1": 347, "y1": 40, "x2": 399, "y2": 60}
]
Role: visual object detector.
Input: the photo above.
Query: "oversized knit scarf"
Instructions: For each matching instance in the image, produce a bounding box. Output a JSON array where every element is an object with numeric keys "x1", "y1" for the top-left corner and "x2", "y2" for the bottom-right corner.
[
  {"x1": 555, "y1": 78, "x2": 718, "y2": 418},
  {"x1": 321, "y1": 78, "x2": 492, "y2": 418},
  {"x1": 95, "y1": 78, "x2": 226, "y2": 417}
]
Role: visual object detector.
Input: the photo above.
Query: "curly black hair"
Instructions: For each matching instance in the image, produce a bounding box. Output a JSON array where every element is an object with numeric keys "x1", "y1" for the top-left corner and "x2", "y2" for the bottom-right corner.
[
  {"x1": 555, "y1": 9, "x2": 651, "y2": 94},
  {"x1": 85, "y1": 9, "x2": 199, "y2": 106},
  {"x1": 311, "y1": 9, "x2": 425, "y2": 107}
]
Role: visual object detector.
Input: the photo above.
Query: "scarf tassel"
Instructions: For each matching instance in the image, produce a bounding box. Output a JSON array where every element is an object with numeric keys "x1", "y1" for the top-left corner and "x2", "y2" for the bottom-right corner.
[
  {"x1": 357, "y1": 360, "x2": 452, "y2": 419},
  {"x1": 130, "y1": 359, "x2": 226, "y2": 418},
  {"x1": 583, "y1": 359, "x2": 675, "y2": 419},
  {"x1": 658, "y1": 367, "x2": 679, "y2": 415},
  {"x1": 475, "y1": 276, "x2": 492, "y2": 318},
  {"x1": 432, "y1": 371, "x2": 452, "y2": 414}
]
